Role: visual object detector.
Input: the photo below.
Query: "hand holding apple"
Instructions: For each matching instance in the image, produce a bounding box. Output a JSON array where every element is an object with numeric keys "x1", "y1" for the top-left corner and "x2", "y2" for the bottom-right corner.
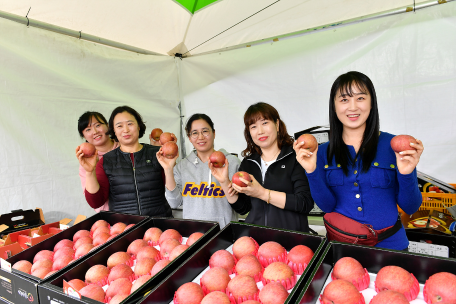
[
  {"x1": 209, "y1": 157, "x2": 230, "y2": 185},
  {"x1": 232, "y1": 171, "x2": 252, "y2": 187},
  {"x1": 75, "y1": 145, "x2": 99, "y2": 173},
  {"x1": 156, "y1": 145, "x2": 179, "y2": 172},
  {"x1": 209, "y1": 151, "x2": 226, "y2": 168},
  {"x1": 150, "y1": 131, "x2": 162, "y2": 146},
  {"x1": 231, "y1": 173, "x2": 266, "y2": 199},
  {"x1": 293, "y1": 140, "x2": 317, "y2": 174},
  {"x1": 297, "y1": 134, "x2": 318, "y2": 153},
  {"x1": 393, "y1": 136, "x2": 424, "y2": 175}
]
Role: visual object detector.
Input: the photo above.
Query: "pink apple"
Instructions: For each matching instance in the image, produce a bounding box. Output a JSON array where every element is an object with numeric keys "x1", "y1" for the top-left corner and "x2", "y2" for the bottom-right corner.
[
  {"x1": 209, "y1": 151, "x2": 226, "y2": 168},
  {"x1": 232, "y1": 172, "x2": 252, "y2": 187},
  {"x1": 390, "y1": 135, "x2": 417, "y2": 153}
]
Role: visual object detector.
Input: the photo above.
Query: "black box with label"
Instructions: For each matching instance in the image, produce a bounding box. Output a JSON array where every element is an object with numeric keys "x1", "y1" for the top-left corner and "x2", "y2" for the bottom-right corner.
[
  {"x1": 132, "y1": 222, "x2": 325, "y2": 304},
  {"x1": 295, "y1": 241, "x2": 456, "y2": 303},
  {"x1": 38, "y1": 218, "x2": 219, "y2": 304},
  {"x1": 0, "y1": 212, "x2": 147, "y2": 304}
]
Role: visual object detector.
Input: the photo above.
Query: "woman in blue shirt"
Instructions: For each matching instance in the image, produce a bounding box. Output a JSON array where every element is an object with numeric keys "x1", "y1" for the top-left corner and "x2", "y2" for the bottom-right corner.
[{"x1": 294, "y1": 71, "x2": 424, "y2": 250}]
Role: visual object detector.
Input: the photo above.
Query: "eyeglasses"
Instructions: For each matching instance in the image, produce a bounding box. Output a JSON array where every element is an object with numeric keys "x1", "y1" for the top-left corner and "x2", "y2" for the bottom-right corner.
[{"x1": 189, "y1": 129, "x2": 211, "y2": 139}]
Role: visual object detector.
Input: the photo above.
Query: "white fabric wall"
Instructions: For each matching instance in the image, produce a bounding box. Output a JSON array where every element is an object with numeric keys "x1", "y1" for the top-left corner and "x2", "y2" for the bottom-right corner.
[
  {"x1": 181, "y1": 3, "x2": 456, "y2": 183},
  {"x1": 0, "y1": 18, "x2": 180, "y2": 222}
]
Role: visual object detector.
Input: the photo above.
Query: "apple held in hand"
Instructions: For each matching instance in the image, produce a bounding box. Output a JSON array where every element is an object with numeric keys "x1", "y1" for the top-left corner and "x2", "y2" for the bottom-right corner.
[
  {"x1": 297, "y1": 134, "x2": 318, "y2": 153},
  {"x1": 390, "y1": 135, "x2": 417, "y2": 153},
  {"x1": 151, "y1": 128, "x2": 163, "y2": 141},
  {"x1": 232, "y1": 171, "x2": 252, "y2": 187},
  {"x1": 162, "y1": 142, "x2": 178, "y2": 159},
  {"x1": 159, "y1": 132, "x2": 173, "y2": 145},
  {"x1": 80, "y1": 143, "x2": 96, "y2": 157},
  {"x1": 210, "y1": 151, "x2": 226, "y2": 168}
]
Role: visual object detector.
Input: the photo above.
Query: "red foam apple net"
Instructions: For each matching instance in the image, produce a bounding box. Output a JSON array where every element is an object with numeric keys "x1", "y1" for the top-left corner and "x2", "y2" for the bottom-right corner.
[
  {"x1": 261, "y1": 273, "x2": 297, "y2": 291},
  {"x1": 319, "y1": 294, "x2": 365, "y2": 304},
  {"x1": 258, "y1": 250, "x2": 288, "y2": 268},
  {"x1": 330, "y1": 268, "x2": 370, "y2": 291},
  {"x1": 374, "y1": 273, "x2": 420, "y2": 302}
]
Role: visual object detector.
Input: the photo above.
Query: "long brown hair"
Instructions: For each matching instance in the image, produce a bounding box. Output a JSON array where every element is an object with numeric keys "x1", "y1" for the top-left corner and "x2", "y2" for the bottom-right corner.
[{"x1": 242, "y1": 102, "x2": 294, "y2": 157}]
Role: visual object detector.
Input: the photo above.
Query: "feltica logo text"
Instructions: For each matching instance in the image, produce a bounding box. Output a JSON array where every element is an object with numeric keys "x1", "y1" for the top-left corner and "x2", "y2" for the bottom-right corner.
[{"x1": 182, "y1": 182, "x2": 225, "y2": 198}]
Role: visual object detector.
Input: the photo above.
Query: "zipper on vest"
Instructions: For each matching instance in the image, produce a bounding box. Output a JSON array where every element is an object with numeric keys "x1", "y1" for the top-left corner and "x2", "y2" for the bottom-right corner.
[{"x1": 130, "y1": 154, "x2": 142, "y2": 215}]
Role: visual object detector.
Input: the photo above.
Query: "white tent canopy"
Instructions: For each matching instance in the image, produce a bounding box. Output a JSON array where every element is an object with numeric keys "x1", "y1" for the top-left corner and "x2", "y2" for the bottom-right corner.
[
  {"x1": 0, "y1": 0, "x2": 455, "y2": 222},
  {"x1": 0, "y1": 0, "x2": 437, "y2": 55}
]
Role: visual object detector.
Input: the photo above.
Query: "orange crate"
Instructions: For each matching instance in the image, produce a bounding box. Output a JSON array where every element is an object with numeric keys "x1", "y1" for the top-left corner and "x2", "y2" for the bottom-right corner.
[
  {"x1": 398, "y1": 192, "x2": 456, "y2": 215},
  {"x1": 419, "y1": 192, "x2": 456, "y2": 215}
]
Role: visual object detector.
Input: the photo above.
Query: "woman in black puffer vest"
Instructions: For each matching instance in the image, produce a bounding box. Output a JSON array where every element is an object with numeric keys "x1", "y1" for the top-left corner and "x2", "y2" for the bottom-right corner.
[{"x1": 76, "y1": 106, "x2": 172, "y2": 217}]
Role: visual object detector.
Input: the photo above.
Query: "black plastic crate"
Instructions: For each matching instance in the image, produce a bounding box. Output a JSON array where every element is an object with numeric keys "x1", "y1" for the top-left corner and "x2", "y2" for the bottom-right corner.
[
  {"x1": 406, "y1": 229, "x2": 456, "y2": 258},
  {"x1": 38, "y1": 218, "x2": 219, "y2": 304},
  {"x1": 135, "y1": 222, "x2": 326, "y2": 304},
  {"x1": 295, "y1": 241, "x2": 456, "y2": 303},
  {"x1": 0, "y1": 212, "x2": 147, "y2": 304}
]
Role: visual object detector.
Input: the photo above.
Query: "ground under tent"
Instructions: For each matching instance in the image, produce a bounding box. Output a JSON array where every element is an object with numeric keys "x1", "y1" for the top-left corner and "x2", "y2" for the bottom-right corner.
[{"x1": 0, "y1": 0, "x2": 455, "y2": 221}]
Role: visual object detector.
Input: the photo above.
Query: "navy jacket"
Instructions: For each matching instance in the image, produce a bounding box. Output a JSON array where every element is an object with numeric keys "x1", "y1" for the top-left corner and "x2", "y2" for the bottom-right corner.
[{"x1": 231, "y1": 145, "x2": 314, "y2": 232}]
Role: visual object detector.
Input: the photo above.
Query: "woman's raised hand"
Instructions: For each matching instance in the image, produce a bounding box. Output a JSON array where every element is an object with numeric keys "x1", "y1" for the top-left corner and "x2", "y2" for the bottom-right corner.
[
  {"x1": 293, "y1": 140, "x2": 318, "y2": 173},
  {"x1": 395, "y1": 139, "x2": 424, "y2": 175},
  {"x1": 209, "y1": 158, "x2": 230, "y2": 185},
  {"x1": 156, "y1": 147, "x2": 179, "y2": 171},
  {"x1": 231, "y1": 174, "x2": 266, "y2": 199},
  {"x1": 76, "y1": 146, "x2": 99, "y2": 173}
]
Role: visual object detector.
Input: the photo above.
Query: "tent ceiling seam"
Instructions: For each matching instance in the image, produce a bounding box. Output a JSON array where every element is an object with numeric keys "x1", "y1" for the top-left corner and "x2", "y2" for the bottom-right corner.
[
  {"x1": 187, "y1": 0, "x2": 455, "y2": 57},
  {"x1": 183, "y1": 0, "x2": 282, "y2": 56}
]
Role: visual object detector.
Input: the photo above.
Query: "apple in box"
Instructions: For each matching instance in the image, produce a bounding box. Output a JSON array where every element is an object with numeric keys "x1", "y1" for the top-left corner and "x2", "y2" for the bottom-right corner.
[
  {"x1": 390, "y1": 135, "x2": 417, "y2": 153},
  {"x1": 210, "y1": 151, "x2": 226, "y2": 168},
  {"x1": 297, "y1": 134, "x2": 318, "y2": 153},
  {"x1": 79, "y1": 142, "x2": 96, "y2": 157},
  {"x1": 232, "y1": 171, "x2": 252, "y2": 187},
  {"x1": 151, "y1": 128, "x2": 163, "y2": 141},
  {"x1": 162, "y1": 142, "x2": 178, "y2": 159}
]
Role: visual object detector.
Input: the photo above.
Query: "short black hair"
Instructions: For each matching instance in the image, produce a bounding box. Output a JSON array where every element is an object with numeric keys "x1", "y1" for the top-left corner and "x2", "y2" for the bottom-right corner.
[
  {"x1": 77, "y1": 112, "x2": 108, "y2": 138},
  {"x1": 328, "y1": 71, "x2": 380, "y2": 174},
  {"x1": 107, "y1": 106, "x2": 146, "y2": 142},
  {"x1": 185, "y1": 114, "x2": 215, "y2": 136}
]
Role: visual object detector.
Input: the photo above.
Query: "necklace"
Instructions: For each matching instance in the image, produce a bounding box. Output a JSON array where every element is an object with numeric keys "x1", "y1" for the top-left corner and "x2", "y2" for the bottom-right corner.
[{"x1": 261, "y1": 149, "x2": 280, "y2": 166}]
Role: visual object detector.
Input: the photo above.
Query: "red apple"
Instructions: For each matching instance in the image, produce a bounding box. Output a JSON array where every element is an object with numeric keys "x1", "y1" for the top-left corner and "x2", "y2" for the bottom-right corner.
[
  {"x1": 424, "y1": 272, "x2": 456, "y2": 304},
  {"x1": 151, "y1": 128, "x2": 163, "y2": 141},
  {"x1": 209, "y1": 151, "x2": 226, "y2": 168},
  {"x1": 159, "y1": 132, "x2": 173, "y2": 145},
  {"x1": 320, "y1": 280, "x2": 363, "y2": 304},
  {"x1": 390, "y1": 135, "x2": 417, "y2": 153},
  {"x1": 162, "y1": 142, "x2": 178, "y2": 159},
  {"x1": 79, "y1": 143, "x2": 96, "y2": 158},
  {"x1": 297, "y1": 134, "x2": 318, "y2": 153},
  {"x1": 232, "y1": 171, "x2": 252, "y2": 187}
]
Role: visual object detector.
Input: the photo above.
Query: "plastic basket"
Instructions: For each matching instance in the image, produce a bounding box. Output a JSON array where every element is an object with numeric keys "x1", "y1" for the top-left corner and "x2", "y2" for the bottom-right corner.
[
  {"x1": 419, "y1": 192, "x2": 456, "y2": 215},
  {"x1": 398, "y1": 192, "x2": 456, "y2": 215}
]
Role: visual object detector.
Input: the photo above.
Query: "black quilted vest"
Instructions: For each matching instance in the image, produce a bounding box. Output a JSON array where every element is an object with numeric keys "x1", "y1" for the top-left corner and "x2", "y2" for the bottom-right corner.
[{"x1": 103, "y1": 144, "x2": 172, "y2": 217}]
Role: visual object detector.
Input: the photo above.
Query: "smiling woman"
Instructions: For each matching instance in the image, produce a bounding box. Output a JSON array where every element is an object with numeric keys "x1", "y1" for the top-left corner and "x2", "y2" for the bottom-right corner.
[
  {"x1": 211, "y1": 103, "x2": 314, "y2": 232},
  {"x1": 157, "y1": 113, "x2": 240, "y2": 228},
  {"x1": 76, "y1": 112, "x2": 119, "y2": 212},
  {"x1": 76, "y1": 106, "x2": 172, "y2": 217},
  {"x1": 294, "y1": 71, "x2": 424, "y2": 250}
]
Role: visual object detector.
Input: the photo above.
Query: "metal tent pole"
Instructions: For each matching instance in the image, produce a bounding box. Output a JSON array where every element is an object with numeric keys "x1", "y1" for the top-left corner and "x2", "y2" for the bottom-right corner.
[{"x1": 0, "y1": 9, "x2": 163, "y2": 56}]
